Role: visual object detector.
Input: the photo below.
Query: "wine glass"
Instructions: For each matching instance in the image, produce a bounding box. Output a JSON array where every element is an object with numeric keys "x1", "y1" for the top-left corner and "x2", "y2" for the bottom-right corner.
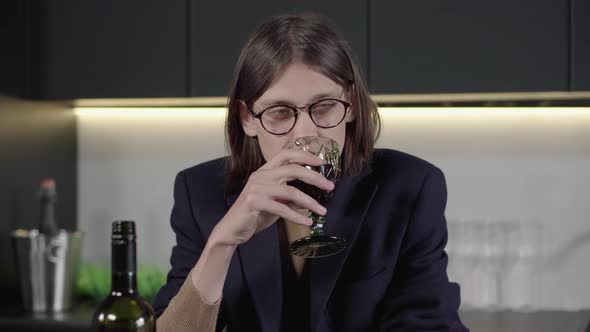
[{"x1": 286, "y1": 136, "x2": 347, "y2": 258}]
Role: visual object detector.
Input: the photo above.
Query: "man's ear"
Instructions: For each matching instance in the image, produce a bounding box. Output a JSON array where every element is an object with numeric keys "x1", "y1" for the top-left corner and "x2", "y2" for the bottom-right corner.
[
  {"x1": 238, "y1": 100, "x2": 257, "y2": 137},
  {"x1": 345, "y1": 101, "x2": 356, "y2": 123},
  {"x1": 345, "y1": 86, "x2": 356, "y2": 123}
]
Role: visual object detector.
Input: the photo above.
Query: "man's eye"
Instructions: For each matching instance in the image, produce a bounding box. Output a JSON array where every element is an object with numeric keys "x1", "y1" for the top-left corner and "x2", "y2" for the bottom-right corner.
[
  {"x1": 266, "y1": 107, "x2": 293, "y2": 119},
  {"x1": 313, "y1": 101, "x2": 337, "y2": 113}
]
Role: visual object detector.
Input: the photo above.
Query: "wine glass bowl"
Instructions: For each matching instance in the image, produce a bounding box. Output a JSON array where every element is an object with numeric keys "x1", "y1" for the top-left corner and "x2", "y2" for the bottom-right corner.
[{"x1": 286, "y1": 136, "x2": 347, "y2": 258}]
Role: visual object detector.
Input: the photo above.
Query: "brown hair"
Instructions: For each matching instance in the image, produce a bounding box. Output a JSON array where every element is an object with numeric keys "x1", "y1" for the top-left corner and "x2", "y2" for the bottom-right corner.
[{"x1": 225, "y1": 13, "x2": 380, "y2": 192}]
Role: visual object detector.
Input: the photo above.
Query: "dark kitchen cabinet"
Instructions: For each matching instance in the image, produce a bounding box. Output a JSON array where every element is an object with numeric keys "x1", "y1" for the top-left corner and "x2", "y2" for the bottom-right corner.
[
  {"x1": 189, "y1": 1, "x2": 368, "y2": 97},
  {"x1": 4, "y1": 0, "x2": 187, "y2": 99},
  {"x1": 572, "y1": 0, "x2": 590, "y2": 90},
  {"x1": 0, "y1": 1, "x2": 27, "y2": 98},
  {"x1": 3, "y1": 1, "x2": 587, "y2": 99},
  {"x1": 369, "y1": 0, "x2": 569, "y2": 93}
]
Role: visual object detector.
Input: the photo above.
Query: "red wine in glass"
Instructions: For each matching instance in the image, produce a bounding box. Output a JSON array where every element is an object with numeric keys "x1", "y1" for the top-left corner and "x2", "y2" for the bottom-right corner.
[{"x1": 286, "y1": 136, "x2": 346, "y2": 258}]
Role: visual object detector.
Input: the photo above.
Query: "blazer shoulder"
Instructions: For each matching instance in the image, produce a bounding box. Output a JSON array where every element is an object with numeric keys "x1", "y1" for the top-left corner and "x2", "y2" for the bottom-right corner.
[
  {"x1": 370, "y1": 149, "x2": 444, "y2": 186},
  {"x1": 373, "y1": 148, "x2": 440, "y2": 174},
  {"x1": 177, "y1": 156, "x2": 228, "y2": 192},
  {"x1": 180, "y1": 156, "x2": 227, "y2": 177}
]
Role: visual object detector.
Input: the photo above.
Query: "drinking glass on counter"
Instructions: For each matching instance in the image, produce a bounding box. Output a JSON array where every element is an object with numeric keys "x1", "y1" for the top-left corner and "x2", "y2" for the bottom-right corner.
[{"x1": 447, "y1": 217, "x2": 547, "y2": 310}]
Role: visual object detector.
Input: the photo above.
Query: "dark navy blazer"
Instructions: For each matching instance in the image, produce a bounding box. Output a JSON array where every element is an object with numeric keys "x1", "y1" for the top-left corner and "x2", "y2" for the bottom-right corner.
[{"x1": 154, "y1": 149, "x2": 468, "y2": 331}]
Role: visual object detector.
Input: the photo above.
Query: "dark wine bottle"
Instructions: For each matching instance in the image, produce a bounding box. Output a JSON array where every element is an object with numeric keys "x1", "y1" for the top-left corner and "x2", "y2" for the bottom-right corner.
[
  {"x1": 92, "y1": 221, "x2": 156, "y2": 331},
  {"x1": 39, "y1": 178, "x2": 59, "y2": 237}
]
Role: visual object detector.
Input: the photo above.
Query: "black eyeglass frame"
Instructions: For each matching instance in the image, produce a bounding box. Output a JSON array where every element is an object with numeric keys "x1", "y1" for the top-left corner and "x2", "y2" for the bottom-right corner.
[{"x1": 248, "y1": 98, "x2": 352, "y2": 135}]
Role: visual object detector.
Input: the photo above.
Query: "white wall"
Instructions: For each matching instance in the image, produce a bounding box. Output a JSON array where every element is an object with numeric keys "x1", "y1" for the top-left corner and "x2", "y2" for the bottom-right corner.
[{"x1": 78, "y1": 107, "x2": 590, "y2": 310}]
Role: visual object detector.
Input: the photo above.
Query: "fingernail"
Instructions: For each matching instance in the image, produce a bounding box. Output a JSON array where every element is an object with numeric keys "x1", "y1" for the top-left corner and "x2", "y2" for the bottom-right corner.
[{"x1": 319, "y1": 206, "x2": 327, "y2": 215}]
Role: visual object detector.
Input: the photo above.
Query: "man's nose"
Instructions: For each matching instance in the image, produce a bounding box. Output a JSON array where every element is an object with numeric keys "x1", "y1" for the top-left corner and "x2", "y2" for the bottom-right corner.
[{"x1": 291, "y1": 109, "x2": 318, "y2": 138}]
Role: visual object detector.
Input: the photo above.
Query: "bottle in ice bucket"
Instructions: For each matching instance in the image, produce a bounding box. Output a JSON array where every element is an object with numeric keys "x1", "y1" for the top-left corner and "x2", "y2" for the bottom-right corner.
[
  {"x1": 92, "y1": 221, "x2": 156, "y2": 331},
  {"x1": 39, "y1": 178, "x2": 59, "y2": 237}
]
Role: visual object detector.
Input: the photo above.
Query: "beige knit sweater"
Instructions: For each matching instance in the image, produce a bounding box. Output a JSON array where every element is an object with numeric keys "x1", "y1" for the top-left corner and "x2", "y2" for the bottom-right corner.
[
  {"x1": 156, "y1": 221, "x2": 308, "y2": 331},
  {"x1": 156, "y1": 268, "x2": 221, "y2": 332}
]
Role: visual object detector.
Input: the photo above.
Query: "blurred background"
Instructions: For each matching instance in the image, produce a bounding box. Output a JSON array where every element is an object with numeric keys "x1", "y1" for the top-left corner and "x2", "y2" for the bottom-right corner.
[{"x1": 1, "y1": 0, "x2": 589, "y2": 331}]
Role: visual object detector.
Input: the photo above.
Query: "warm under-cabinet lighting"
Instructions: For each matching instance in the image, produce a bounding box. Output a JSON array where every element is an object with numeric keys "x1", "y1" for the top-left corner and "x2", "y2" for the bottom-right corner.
[
  {"x1": 74, "y1": 107, "x2": 226, "y2": 117},
  {"x1": 75, "y1": 107, "x2": 590, "y2": 118}
]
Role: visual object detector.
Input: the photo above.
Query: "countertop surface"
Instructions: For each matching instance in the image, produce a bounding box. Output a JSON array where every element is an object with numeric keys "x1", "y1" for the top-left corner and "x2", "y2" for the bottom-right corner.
[
  {"x1": 0, "y1": 303, "x2": 92, "y2": 332},
  {"x1": 1, "y1": 305, "x2": 589, "y2": 332},
  {"x1": 460, "y1": 310, "x2": 590, "y2": 332}
]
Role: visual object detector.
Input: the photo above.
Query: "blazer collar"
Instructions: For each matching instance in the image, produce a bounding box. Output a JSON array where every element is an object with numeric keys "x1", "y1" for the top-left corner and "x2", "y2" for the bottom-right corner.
[
  {"x1": 225, "y1": 194, "x2": 283, "y2": 332},
  {"x1": 308, "y1": 168, "x2": 378, "y2": 331},
  {"x1": 225, "y1": 166, "x2": 377, "y2": 332}
]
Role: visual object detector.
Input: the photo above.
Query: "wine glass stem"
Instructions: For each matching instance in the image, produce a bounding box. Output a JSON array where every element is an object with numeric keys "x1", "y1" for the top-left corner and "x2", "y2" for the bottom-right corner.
[{"x1": 310, "y1": 214, "x2": 326, "y2": 236}]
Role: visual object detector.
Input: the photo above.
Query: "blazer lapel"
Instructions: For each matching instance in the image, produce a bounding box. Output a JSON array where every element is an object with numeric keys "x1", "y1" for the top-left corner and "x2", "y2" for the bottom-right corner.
[
  {"x1": 308, "y1": 170, "x2": 378, "y2": 331},
  {"x1": 226, "y1": 193, "x2": 282, "y2": 332}
]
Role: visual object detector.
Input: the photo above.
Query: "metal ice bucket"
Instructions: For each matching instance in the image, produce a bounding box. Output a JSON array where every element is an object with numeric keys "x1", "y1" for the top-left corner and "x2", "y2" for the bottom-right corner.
[{"x1": 11, "y1": 229, "x2": 82, "y2": 312}]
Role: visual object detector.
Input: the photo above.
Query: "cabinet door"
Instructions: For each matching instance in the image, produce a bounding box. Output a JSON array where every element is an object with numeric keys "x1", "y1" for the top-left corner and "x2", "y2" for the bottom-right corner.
[
  {"x1": 0, "y1": 0, "x2": 27, "y2": 98},
  {"x1": 572, "y1": 0, "x2": 590, "y2": 90},
  {"x1": 370, "y1": 0, "x2": 568, "y2": 93},
  {"x1": 31, "y1": 0, "x2": 187, "y2": 99},
  {"x1": 190, "y1": 1, "x2": 367, "y2": 97}
]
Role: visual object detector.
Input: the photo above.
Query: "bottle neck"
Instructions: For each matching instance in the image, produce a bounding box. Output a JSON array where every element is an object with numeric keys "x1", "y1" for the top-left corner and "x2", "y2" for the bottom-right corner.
[
  {"x1": 40, "y1": 196, "x2": 58, "y2": 236},
  {"x1": 41, "y1": 202, "x2": 55, "y2": 224},
  {"x1": 111, "y1": 236, "x2": 137, "y2": 294}
]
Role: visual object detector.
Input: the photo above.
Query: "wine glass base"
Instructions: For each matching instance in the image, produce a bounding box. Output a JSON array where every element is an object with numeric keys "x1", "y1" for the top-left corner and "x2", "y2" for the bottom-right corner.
[{"x1": 289, "y1": 235, "x2": 347, "y2": 258}]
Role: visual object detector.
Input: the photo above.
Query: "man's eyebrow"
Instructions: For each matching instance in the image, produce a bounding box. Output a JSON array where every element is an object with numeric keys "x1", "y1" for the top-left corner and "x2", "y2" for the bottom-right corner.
[{"x1": 258, "y1": 91, "x2": 341, "y2": 109}]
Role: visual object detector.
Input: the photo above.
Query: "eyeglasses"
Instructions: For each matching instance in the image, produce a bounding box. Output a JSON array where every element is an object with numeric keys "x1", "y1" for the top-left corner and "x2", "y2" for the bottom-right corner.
[{"x1": 249, "y1": 98, "x2": 351, "y2": 135}]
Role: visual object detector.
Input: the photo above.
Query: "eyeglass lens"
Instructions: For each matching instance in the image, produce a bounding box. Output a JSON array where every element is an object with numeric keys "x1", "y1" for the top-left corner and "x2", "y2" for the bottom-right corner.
[{"x1": 260, "y1": 99, "x2": 347, "y2": 134}]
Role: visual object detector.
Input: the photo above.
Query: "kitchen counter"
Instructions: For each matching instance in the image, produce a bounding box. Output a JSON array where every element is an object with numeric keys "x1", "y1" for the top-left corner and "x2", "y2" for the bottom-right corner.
[
  {"x1": 461, "y1": 309, "x2": 590, "y2": 332},
  {"x1": 1, "y1": 306, "x2": 589, "y2": 332},
  {"x1": 0, "y1": 303, "x2": 92, "y2": 332}
]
